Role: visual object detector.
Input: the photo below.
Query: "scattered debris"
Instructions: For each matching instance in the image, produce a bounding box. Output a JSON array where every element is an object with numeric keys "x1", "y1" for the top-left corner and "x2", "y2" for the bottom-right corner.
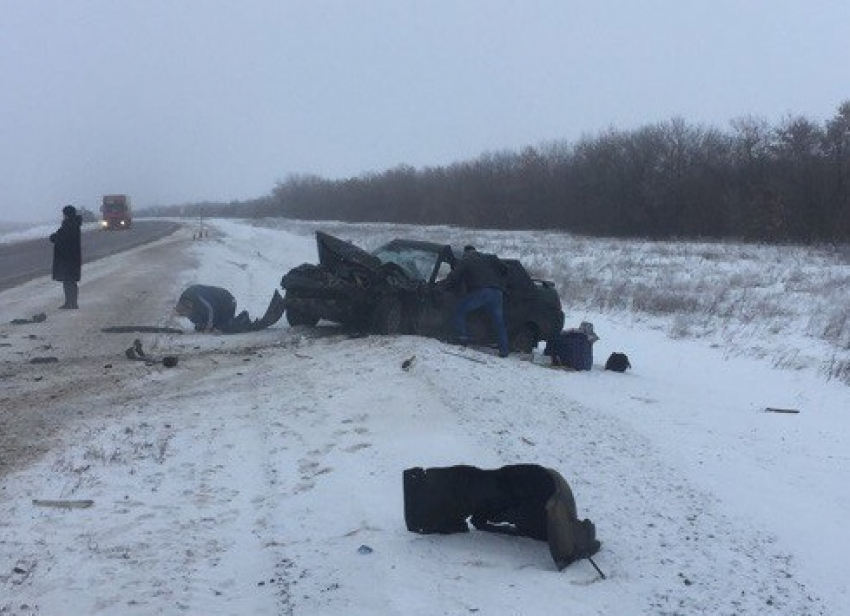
[
  {"x1": 404, "y1": 465, "x2": 600, "y2": 571},
  {"x1": 10, "y1": 313, "x2": 47, "y2": 325},
  {"x1": 9, "y1": 560, "x2": 35, "y2": 585},
  {"x1": 32, "y1": 499, "x2": 94, "y2": 509},
  {"x1": 588, "y1": 556, "x2": 606, "y2": 580},
  {"x1": 125, "y1": 338, "x2": 145, "y2": 360},
  {"x1": 103, "y1": 325, "x2": 184, "y2": 334},
  {"x1": 357, "y1": 544, "x2": 373, "y2": 555},
  {"x1": 124, "y1": 339, "x2": 179, "y2": 368},
  {"x1": 29, "y1": 356, "x2": 58, "y2": 364},
  {"x1": 764, "y1": 407, "x2": 800, "y2": 414},
  {"x1": 401, "y1": 355, "x2": 416, "y2": 371},
  {"x1": 441, "y1": 349, "x2": 488, "y2": 364},
  {"x1": 604, "y1": 352, "x2": 631, "y2": 373}
]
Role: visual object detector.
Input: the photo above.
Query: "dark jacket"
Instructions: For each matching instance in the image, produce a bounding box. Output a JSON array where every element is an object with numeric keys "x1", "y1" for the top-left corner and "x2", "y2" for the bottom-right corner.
[
  {"x1": 445, "y1": 250, "x2": 507, "y2": 292},
  {"x1": 178, "y1": 285, "x2": 237, "y2": 331},
  {"x1": 50, "y1": 214, "x2": 82, "y2": 282}
]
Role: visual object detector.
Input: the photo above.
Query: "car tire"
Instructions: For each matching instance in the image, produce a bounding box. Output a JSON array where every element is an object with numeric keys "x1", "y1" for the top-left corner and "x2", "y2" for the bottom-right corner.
[
  {"x1": 512, "y1": 324, "x2": 538, "y2": 353},
  {"x1": 372, "y1": 295, "x2": 404, "y2": 335},
  {"x1": 286, "y1": 308, "x2": 320, "y2": 327}
]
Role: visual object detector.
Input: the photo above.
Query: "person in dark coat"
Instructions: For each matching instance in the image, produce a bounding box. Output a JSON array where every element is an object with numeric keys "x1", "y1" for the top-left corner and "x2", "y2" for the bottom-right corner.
[
  {"x1": 175, "y1": 285, "x2": 240, "y2": 332},
  {"x1": 49, "y1": 205, "x2": 82, "y2": 309},
  {"x1": 444, "y1": 245, "x2": 510, "y2": 357}
]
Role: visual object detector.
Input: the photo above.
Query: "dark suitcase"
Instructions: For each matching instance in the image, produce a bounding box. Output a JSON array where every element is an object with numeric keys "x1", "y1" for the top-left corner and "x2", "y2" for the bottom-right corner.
[{"x1": 544, "y1": 331, "x2": 593, "y2": 370}]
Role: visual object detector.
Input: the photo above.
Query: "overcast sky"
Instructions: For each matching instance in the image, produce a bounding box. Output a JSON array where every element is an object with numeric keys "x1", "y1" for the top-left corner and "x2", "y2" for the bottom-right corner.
[{"x1": 2, "y1": 1, "x2": 848, "y2": 223}]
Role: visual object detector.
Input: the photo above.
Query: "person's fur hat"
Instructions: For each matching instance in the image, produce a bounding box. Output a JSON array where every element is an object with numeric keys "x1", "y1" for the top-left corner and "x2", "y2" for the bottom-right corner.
[{"x1": 62, "y1": 205, "x2": 77, "y2": 217}]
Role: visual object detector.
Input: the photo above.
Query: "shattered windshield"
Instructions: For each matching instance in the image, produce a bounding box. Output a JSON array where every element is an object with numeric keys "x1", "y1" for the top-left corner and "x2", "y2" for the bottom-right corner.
[{"x1": 372, "y1": 245, "x2": 441, "y2": 281}]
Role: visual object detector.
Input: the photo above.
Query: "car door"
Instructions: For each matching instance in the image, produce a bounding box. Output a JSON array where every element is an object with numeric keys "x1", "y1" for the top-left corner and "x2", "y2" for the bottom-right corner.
[{"x1": 416, "y1": 247, "x2": 458, "y2": 337}]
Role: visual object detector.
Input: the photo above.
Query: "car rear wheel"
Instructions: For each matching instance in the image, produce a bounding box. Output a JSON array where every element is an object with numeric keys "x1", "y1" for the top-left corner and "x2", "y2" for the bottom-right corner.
[
  {"x1": 372, "y1": 295, "x2": 404, "y2": 335},
  {"x1": 286, "y1": 307, "x2": 320, "y2": 327},
  {"x1": 512, "y1": 324, "x2": 538, "y2": 353}
]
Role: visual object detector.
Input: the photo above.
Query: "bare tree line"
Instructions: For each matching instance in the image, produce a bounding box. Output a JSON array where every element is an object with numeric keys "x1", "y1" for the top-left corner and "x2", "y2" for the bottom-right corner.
[{"x1": 145, "y1": 102, "x2": 850, "y2": 242}]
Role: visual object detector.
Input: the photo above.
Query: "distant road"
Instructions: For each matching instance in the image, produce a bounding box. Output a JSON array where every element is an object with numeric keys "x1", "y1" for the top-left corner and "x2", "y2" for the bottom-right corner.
[{"x1": 0, "y1": 220, "x2": 181, "y2": 292}]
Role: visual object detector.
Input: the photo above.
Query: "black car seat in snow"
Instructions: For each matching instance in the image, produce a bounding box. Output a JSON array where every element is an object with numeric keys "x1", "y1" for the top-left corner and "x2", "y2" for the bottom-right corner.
[{"x1": 403, "y1": 464, "x2": 600, "y2": 570}]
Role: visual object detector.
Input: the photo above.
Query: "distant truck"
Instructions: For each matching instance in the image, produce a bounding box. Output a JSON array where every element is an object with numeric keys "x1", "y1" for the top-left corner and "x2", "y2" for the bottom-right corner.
[{"x1": 100, "y1": 195, "x2": 132, "y2": 229}]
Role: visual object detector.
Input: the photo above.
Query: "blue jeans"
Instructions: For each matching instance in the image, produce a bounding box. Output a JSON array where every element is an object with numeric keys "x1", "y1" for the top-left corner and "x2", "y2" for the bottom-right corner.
[{"x1": 452, "y1": 287, "x2": 509, "y2": 356}]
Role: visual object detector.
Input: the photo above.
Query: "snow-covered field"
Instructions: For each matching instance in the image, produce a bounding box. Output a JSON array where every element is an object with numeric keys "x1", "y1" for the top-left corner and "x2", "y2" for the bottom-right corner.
[{"x1": 0, "y1": 219, "x2": 847, "y2": 615}]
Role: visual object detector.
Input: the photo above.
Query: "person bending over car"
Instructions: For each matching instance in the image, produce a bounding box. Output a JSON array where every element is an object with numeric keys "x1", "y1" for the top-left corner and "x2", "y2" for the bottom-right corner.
[
  {"x1": 175, "y1": 284, "x2": 243, "y2": 333},
  {"x1": 444, "y1": 245, "x2": 510, "y2": 357}
]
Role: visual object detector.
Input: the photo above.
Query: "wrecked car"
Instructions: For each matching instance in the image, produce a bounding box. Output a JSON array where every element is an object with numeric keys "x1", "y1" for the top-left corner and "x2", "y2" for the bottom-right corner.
[{"x1": 280, "y1": 231, "x2": 564, "y2": 352}]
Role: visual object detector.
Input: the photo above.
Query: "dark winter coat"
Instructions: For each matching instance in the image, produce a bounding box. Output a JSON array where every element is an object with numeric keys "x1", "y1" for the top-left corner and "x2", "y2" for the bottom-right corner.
[
  {"x1": 178, "y1": 285, "x2": 237, "y2": 331},
  {"x1": 445, "y1": 250, "x2": 508, "y2": 292},
  {"x1": 50, "y1": 214, "x2": 82, "y2": 282}
]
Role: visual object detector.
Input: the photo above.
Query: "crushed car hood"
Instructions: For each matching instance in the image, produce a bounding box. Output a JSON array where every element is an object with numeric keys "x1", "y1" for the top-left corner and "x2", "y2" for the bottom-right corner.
[{"x1": 316, "y1": 231, "x2": 383, "y2": 274}]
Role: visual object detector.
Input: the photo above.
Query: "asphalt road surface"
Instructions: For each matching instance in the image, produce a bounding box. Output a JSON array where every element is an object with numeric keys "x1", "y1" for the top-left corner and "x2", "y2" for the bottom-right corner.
[{"x1": 0, "y1": 220, "x2": 181, "y2": 292}]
